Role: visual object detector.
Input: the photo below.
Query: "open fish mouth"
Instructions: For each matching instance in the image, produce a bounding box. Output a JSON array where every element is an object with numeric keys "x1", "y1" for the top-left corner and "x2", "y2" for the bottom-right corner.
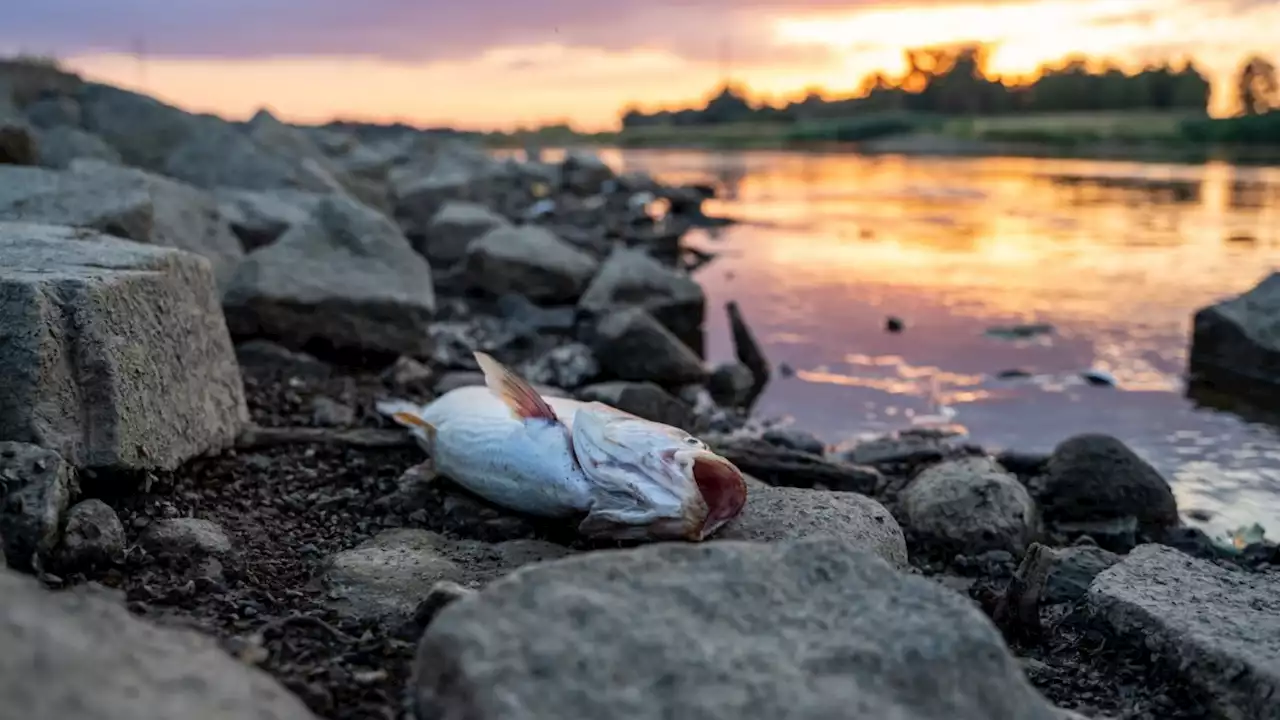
[{"x1": 690, "y1": 452, "x2": 748, "y2": 539}]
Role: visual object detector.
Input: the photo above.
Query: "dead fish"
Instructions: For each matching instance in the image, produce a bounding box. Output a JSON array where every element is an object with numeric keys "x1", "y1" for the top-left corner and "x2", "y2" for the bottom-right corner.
[{"x1": 377, "y1": 351, "x2": 747, "y2": 542}]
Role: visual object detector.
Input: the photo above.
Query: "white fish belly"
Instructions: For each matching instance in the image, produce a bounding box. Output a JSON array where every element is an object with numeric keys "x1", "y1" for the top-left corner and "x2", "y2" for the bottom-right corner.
[{"x1": 423, "y1": 395, "x2": 593, "y2": 518}]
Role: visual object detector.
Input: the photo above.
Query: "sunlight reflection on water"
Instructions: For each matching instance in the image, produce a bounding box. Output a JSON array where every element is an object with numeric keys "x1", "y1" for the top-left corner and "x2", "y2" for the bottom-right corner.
[{"x1": 602, "y1": 148, "x2": 1280, "y2": 540}]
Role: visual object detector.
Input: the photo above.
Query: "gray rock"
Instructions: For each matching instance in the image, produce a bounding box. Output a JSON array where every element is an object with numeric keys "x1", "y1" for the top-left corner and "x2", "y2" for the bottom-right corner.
[
  {"x1": 762, "y1": 427, "x2": 826, "y2": 456},
  {"x1": 391, "y1": 162, "x2": 491, "y2": 239},
  {"x1": 0, "y1": 566, "x2": 318, "y2": 720},
  {"x1": 578, "y1": 245, "x2": 705, "y2": 350},
  {"x1": 383, "y1": 355, "x2": 433, "y2": 388},
  {"x1": 413, "y1": 537, "x2": 1064, "y2": 720},
  {"x1": 465, "y1": 225, "x2": 599, "y2": 304},
  {"x1": 1088, "y1": 544, "x2": 1280, "y2": 719},
  {"x1": 34, "y1": 126, "x2": 121, "y2": 169},
  {"x1": 1040, "y1": 434, "x2": 1177, "y2": 532},
  {"x1": 222, "y1": 193, "x2": 436, "y2": 356},
  {"x1": 1043, "y1": 545, "x2": 1119, "y2": 605},
  {"x1": 519, "y1": 343, "x2": 600, "y2": 389},
  {"x1": 1189, "y1": 271, "x2": 1280, "y2": 400},
  {"x1": 707, "y1": 361, "x2": 756, "y2": 407},
  {"x1": 142, "y1": 518, "x2": 233, "y2": 557},
  {"x1": 560, "y1": 148, "x2": 614, "y2": 193},
  {"x1": 1053, "y1": 516, "x2": 1138, "y2": 554},
  {"x1": 76, "y1": 82, "x2": 207, "y2": 170},
  {"x1": 837, "y1": 432, "x2": 951, "y2": 468},
  {"x1": 0, "y1": 162, "x2": 245, "y2": 285},
  {"x1": 164, "y1": 116, "x2": 343, "y2": 194},
  {"x1": 324, "y1": 528, "x2": 571, "y2": 624},
  {"x1": 710, "y1": 436, "x2": 882, "y2": 494},
  {"x1": 311, "y1": 397, "x2": 355, "y2": 427},
  {"x1": 0, "y1": 224, "x2": 247, "y2": 470},
  {"x1": 0, "y1": 108, "x2": 37, "y2": 165},
  {"x1": 214, "y1": 187, "x2": 322, "y2": 250},
  {"x1": 717, "y1": 484, "x2": 907, "y2": 566},
  {"x1": 0, "y1": 443, "x2": 72, "y2": 572},
  {"x1": 59, "y1": 498, "x2": 126, "y2": 568},
  {"x1": 23, "y1": 95, "x2": 82, "y2": 129},
  {"x1": 411, "y1": 580, "x2": 475, "y2": 629},
  {"x1": 590, "y1": 307, "x2": 706, "y2": 385},
  {"x1": 576, "y1": 381, "x2": 696, "y2": 431},
  {"x1": 419, "y1": 200, "x2": 509, "y2": 265},
  {"x1": 902, "y1": 457, "x2": 1039, "y2": 557}
]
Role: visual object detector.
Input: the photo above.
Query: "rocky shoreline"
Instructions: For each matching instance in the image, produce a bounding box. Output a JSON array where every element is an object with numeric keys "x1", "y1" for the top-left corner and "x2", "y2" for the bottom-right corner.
[{"x1": 3, "y1": 64, "x2": 1280, "y2": 720}]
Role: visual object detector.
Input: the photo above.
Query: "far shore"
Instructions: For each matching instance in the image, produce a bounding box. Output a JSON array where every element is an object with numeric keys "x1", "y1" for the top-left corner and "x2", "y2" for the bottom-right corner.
[{"x1": 479, "y1": 110, "x2": 1280, "y2": 167}]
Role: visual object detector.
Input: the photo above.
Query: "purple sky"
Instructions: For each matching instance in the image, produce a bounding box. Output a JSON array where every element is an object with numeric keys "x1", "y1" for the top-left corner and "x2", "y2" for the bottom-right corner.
[{"x1": 2, "y1": 0, "x2": 881, "y2": 64}]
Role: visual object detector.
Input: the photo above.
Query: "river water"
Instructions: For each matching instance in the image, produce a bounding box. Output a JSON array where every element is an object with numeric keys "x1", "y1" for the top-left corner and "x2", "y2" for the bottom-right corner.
[{"x1": 595, "y1": 148, "x2": 1280, "y2": 541}]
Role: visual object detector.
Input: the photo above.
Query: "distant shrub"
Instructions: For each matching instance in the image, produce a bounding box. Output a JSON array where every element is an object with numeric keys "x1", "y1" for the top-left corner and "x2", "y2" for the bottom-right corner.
[
  {"x1": 1181, "y1": 112, "x2": 1280, "y2": 145},
  {"x1": 784, "y1": 114, "x2": 925, "y2": 143}
]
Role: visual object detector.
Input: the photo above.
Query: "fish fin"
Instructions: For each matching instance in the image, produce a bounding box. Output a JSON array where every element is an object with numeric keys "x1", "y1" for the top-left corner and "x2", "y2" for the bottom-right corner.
[
  {"x1": 375, "y1": 398, "x2": 424, "y2": 421},
  {"x1": 473, "y1": 351, "x2": 559, "y2": 422}
]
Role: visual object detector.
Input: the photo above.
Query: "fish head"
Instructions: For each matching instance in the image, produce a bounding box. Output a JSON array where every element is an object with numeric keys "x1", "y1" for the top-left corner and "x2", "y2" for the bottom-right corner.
[{"x1": 570, "y1": 404, "x2": 747, "y2": 542}]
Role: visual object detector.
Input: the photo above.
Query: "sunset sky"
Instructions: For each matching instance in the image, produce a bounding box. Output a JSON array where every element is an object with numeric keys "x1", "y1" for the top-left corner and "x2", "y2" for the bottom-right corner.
[{"x1": 4, "y1": 0, "x2": 1278, "y2": 130}]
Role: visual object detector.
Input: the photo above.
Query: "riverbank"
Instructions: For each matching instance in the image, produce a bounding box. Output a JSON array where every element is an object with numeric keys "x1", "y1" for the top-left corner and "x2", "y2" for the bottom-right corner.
[
  {"x1": 3, "y1": 73, "x2": 1280, "y2": 720},
  {"x1": 482, "y1": 110, "x2": 1280, "y2": 166}
]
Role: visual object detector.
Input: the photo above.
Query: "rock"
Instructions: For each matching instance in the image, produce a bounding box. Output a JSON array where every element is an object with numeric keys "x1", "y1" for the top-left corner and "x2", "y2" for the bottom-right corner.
[
  {"x1": 0, "y1": 162, "x2": 245, "y2": 285},
  {"x1": 235, "y1": 339, "x2": 330, "y2": 376},
  {"x1": 1087, "y1": 544, "x2": 1280, "y2": 720},
  {"x1": 726, "y1": 300, "x2": 770, "y2": 391},
  {"x1": 391, "y1": 162, "x2": 492, "y2": 239},
  {"x1": 23, "y1": 95, "x2": 82, "y2": 129},
  {"x1": 707, "y1": 361, "x2": 755, "y2": 407},
  {"x1": 710, "y1": 436, "x2": 881, "y2": 494},
  {"x1": 417, "y1": 200, "x2": 509, "y2": 265},
  {"x1": 311, "y1": 397, "x2": 355, "y2": 427},
  {"x1": 901, "y1": 457, "x2": 1039, "y2": 557},
  {"x1": 519, "y1": 342, "x2": 600, "y2": 389},
  {"x1": 413, "y1": 537, "x2": 1065, "y2": 720},
  {"x1": 59, "y1": 499, "x2": 126, "y2": 568},
  {"x1": 578, "y1": 246, "x2": 705, "y2": 351},
  {"x1": 0, "y1": 443, "x2": 73, "y2": 572},
  {"x1": 222, "y1": 193, "x2": 436, "y2": 356},
  {"x1": 762, "y1": 427, "x2": 825, "y2": 456},
  {"x1": 411, "y1": 581, "x2": 476, "y2": 629},
  {"x1": 576, "y1": 382, "x2": 696, "y2": 431},
  {"x1": 1039, "y1": 434, "x2": 1178, "y2": 532},
  {"x1": 590, "y1": 307, "x2": 706, "y2": 385},
  {"x1": 996, "y1": 450, "x2": 1050, "y2": 478},
  {"x1": 0, "y1": 566, "x2": 319, "y2": 720},
  {"x1": 214, "y1": 187, "x2": 322, "y2": 250},
  {"x1": 464, "y1": 225, "x2": 599, "y2": 304},
  {"x1": 383, "y1": 355, "x2": 433, "y2": 389},
  {"x1": 0, "y1": 106, "x2": 37, "y2": 165},
  {"x1": 560, "y1": 148, "x2": 614, "y2": 193},
  {"x1": 76, "y1": 82, "x2": 207, "y2": 170},
  {"x1": 324, "y1": 528, "x2": 571, "y2": 624},
  {"x1": 142, "y1": 518, "x2": 233, "y2": 558},
  {"x1": 0, "y1": 224, "x2": 247, "y2": 470},
  {"x1": 1189, "y1": 271, "x2": 1280, "y2": 401},
  {"x1": 718, "y1": 484, "x2": 907, "y2": 565},
  {"x1": 1053, "y1": 516, "x2": 1138, "y2": 554},
  {"x1": 837, "y1": 432, "x2": 951, "y2": 469},
  {"x1": 33, "y1": 126, "x2": 121, "y2": 169},
  {"x1": 1043, "y1": 545, "x2": 1119, "y2": 605},
  {"x1": 165, "y1": 116, "x2": 343, "y2": 194}
]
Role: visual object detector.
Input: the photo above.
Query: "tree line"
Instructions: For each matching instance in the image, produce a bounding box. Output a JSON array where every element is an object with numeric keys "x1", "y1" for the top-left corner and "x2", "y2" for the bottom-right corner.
[{"x1": 621, "y1": 45, "x2": 1278, "y2": 128}]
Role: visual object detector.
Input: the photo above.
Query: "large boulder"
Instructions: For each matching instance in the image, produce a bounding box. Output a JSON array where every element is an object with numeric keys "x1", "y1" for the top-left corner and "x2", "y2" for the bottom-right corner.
[
  {"x1": 222, "y1": 193, "x2": 437, "y2": 357},
  {"x1": 716, "y1": 484, "x2": 907, "y2": 565},
  {"x1": 33, "y1": 126, "x2": 122, "y2": 169},
  {"x1": 0, "y1": 111, "x2": 37, "y2": 165},
  {"x1": 576, "y1": 381, "x2": 695, "y2": 431},
  {"x1": 413, "y1": 537, "x2": 1066, "y2": 720},
  {"x1": 0, "y1": 223, "x2": 248, "y2": 470},
  {"x1": 579, "y1": 245, "x2": 705, "y2": 352},
  {"x1": 1087, "y1": 544, "x2": 1280, "y2": 720},
  {"x1": 589, "y1": 307, "x2": 706, "y2": 385},
  {"x1": 0, "y1": 567, "x2": 319, "y2": 720},
  {"x1": 464, "y1": 225, "x2": 599, "y2": 304},
  {"x1": 709, "y1": 436, "x2": 881, "y2": 494},
  {"x1": 214, "y1": 187, "x2": 323, "y2": 250},
  {"x1": 901, "y1": 457, "x2": 1039, "y2": 557},
  {"x1": 164, "y1": 118, "x2": 344, "y2": 194},
  {"x1": 0, "y1": 162, "x2": 244, "y2": 285},
  {"x1": 76, "y1": 82, "x2": 205, "y2": 170},
  {"x1": 416, "y1": 200, "x2": 510, "y2": 266},
  {"x1": 1189, "y1": 271, "x2": 1280, "y2": 401},
  {"x1": 1037, "y1": 434, "x2": 1178, "y2": 533}
]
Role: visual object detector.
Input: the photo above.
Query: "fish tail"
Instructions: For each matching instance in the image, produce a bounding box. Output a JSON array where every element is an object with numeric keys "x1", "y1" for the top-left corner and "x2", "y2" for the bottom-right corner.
[{"x1": 376, "y1": 398, "x2": 438, "y2": 467}]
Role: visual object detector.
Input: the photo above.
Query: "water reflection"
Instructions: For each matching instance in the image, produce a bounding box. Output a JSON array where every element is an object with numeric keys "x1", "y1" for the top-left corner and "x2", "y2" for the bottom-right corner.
[{"x1": 600, "y1": 149, "x2": 1280, "y2": 539}]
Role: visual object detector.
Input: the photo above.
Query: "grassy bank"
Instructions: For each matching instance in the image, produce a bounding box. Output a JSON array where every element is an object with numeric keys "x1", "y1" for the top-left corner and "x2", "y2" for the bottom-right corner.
[{"x1": 482, "y1": 110, "x2": 1280, "y2": 163}]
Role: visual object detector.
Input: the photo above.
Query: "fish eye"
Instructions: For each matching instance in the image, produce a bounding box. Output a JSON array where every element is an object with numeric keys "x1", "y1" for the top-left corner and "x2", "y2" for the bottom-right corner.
[{"x1": 683, "y1": 436, "x2": 705, "y2": 448}]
